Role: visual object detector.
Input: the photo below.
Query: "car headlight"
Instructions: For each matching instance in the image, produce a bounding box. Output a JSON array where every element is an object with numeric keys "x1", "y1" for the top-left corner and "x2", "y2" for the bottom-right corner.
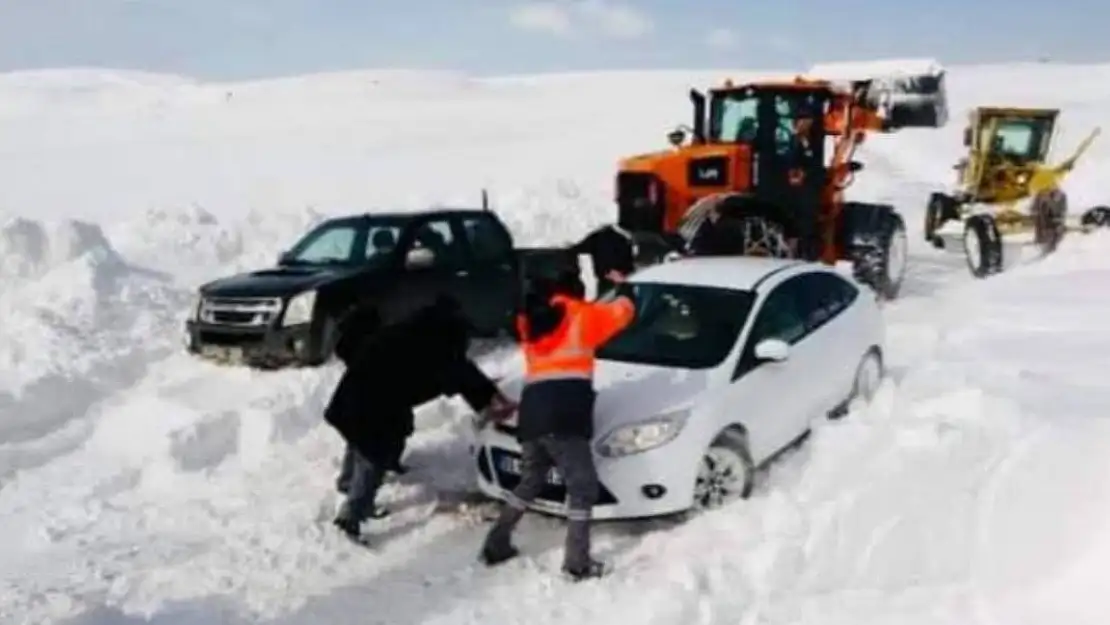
[
  {"x1": 596, "y1": 409, "x2": 689, "y2": 458},
  {"x1": 282, "y1": 290, "x2": 316, "y2": 326}
]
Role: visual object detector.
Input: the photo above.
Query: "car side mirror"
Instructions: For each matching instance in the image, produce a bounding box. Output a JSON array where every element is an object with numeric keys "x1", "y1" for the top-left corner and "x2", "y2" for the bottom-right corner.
[
  {"x1": 277, "y1": 250, "x2": 292, "y2": 265},
  {"x1": 405, "y1": 247, "x2": 435, "y2": 269},
  {"x1": 753, "y1": 338, "x2": 789, "y2": 362}
]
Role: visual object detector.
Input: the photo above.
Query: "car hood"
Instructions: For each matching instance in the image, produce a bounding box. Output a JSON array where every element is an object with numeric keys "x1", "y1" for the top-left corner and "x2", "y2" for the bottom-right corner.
[
  {"x1": 496, "y1": 359, "x2": 710, "y2": 433},
  {"x1": 200, "y1": 264, "x2": 360, "y2": 298}
]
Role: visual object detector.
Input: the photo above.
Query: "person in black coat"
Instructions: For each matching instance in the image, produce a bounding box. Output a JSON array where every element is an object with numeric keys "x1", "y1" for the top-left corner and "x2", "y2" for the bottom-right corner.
[
  {"x1": 324, "y1": 295, "x2": 515, "y2": 539},
  {"x1": 569, "y1": 224, "x2": 636, "y2": 295}
]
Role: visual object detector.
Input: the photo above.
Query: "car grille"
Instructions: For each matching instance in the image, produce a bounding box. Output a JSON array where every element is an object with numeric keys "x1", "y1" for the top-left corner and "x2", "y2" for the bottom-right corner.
[
  {"x1": 478, "y1": 446, "x2": 618, "y2": 506},
  {"x1": 199, "y1": 296, "x2": 282, "y2": 327}
]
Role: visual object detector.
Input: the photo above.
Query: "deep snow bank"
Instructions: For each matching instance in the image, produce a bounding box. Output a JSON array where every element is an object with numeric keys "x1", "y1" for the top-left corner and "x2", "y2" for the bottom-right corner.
[
  {"x1": 0, "y1": 205, "x2": 332, "y2": 479},
  {"x1": 0, "y1": 218, "x2": 185, "y2": 446}
]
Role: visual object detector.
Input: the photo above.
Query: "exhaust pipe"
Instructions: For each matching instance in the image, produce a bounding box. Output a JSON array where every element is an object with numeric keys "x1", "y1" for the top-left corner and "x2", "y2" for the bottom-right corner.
[{"x1": 808, "y1": 57, "x2": 950, "y2": 129}]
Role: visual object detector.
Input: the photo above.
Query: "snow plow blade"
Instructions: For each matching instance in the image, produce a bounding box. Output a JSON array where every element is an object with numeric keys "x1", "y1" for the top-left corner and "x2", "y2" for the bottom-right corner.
[{"x1": 808, "y1": 57, "x2": 949, "y2": 128}]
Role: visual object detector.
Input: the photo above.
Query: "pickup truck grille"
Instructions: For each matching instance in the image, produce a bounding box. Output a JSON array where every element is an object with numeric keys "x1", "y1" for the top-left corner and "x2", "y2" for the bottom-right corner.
[{"x1": 199, "y1": 296, "x2": 283, "y2": 327}]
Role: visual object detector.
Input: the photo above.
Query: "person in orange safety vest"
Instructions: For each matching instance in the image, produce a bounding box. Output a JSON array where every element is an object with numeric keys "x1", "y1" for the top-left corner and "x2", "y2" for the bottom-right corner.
[{"x1": 479, "y1": 273, "x2": 636, "y2": 580}]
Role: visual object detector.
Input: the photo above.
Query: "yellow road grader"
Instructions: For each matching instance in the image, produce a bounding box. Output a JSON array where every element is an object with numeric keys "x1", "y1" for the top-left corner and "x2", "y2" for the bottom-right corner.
[{"x1": 924, "y1": 106, "x2": 1108, "y2": 277}]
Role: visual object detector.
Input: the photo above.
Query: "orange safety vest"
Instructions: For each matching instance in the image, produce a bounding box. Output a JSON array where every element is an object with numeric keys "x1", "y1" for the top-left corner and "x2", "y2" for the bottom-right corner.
[{"x1": 517, "y1": 294, "x2": 636, "y2": 383}]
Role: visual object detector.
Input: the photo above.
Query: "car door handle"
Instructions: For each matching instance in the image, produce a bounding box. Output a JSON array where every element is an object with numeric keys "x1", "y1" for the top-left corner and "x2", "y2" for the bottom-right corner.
[{"x1": 456, "y1": 270, "x2": 469, "y2": 277}]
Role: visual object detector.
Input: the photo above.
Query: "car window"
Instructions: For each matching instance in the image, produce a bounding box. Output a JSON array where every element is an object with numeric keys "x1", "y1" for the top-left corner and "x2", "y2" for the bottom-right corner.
[
  {"x1": 364, "y1": 225, "x2": 402, "y2": 260},
  {"x1": 796, "y1": 272, "x2": 859, "y2": 331},
  {"x1": 406, "y1": 218, "x2": 464, "y2": 267},
  {"x1": 460, "y1": 215, "x2": 512, "y2": 262},
  {"x1": 289, "y1": 224, "x2": 359, "y2": 263},
  {"x1": 749, "y1": 277, "x2": 807, "y2": 345}
]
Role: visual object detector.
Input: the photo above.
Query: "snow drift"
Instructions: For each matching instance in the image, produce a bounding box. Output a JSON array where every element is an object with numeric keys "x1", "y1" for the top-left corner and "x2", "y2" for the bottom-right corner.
[{"x1": 0, "y1": 62, "x2": 1109, "y2": 625}]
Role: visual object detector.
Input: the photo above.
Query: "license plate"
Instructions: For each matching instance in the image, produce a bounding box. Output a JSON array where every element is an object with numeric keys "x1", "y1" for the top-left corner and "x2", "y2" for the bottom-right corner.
[
  {"x1": 201, "y1": 345, "x2": 242, "y2": 361},
  {"x1": 497, "y1": 455, "x2": 563, "y2": 485}
]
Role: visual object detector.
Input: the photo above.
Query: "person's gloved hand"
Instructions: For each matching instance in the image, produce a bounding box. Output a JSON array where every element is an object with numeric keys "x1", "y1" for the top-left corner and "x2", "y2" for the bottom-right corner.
[
  {"x1": 471, "y1": 391, "x2": 517, "y2": 431},
  {"x1": 484, "y1": 392, "x2": 518, "y2": 422}
]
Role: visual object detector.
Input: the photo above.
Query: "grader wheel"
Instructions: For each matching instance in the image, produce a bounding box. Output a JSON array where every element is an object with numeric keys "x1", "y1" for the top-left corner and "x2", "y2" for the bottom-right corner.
[{"x1": 1031, "y1": 189, "x2": 1068, "y2": 255}]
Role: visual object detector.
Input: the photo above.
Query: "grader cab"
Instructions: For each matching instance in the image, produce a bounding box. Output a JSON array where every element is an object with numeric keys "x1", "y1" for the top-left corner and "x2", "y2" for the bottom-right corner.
[
  {"x1": 925, "y1": 106, "x2": 1107, "y2": 277},
  {"x1": 613, "y1": 58, "x2": 949, "y2": 300}
]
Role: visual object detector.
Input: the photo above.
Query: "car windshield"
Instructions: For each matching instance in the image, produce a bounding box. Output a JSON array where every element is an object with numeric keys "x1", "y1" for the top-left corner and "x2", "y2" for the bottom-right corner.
[
  {"x1": 597, "y1": 282, "x2": 756, "y2": 369},
  {"x1": 282, "y1": 215, "x2": 414, "y2": 266}
]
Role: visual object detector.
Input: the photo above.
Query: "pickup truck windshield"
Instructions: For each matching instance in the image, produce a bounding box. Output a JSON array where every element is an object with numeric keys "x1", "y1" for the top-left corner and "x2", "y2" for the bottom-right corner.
[
  {"x1": 597, "y1": 282, "x2": 755, "y2": 369},
  {"x1": 283, "y1": 215, "x2": 415, "y2": 265}
]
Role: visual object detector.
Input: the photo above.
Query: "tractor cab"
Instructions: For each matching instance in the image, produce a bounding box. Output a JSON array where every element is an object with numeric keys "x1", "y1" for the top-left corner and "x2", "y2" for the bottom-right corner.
[{"x1": 692, "y1": 83, "x2": 831, "y2": 241}]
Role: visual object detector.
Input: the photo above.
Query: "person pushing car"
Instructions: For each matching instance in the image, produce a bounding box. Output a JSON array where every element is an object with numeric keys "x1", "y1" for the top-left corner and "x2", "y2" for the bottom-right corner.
[
  {"x1": 478, "y1": 272, "x2": 636, "y2": 580},
  {"x1": 325, "y1": 296, "x2": 516, "y2": 542}
]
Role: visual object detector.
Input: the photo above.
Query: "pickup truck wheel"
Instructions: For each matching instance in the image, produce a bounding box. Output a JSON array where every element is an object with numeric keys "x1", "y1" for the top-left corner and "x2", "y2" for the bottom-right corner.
[{"x1": 302, "y1": 316, "x2": 339, "y2": 366}]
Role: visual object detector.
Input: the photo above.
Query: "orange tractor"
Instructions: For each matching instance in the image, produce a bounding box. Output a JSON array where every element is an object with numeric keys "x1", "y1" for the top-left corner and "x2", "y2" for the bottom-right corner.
[{"x1": 613, "y1": 59, "x2": 949, "y2": 299}]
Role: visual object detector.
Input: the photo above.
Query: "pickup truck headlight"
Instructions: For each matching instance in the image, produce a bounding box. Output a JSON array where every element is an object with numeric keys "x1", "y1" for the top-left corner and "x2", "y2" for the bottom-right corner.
[
  {"x1": 596, "y1": 409, "x2": 689, "y2": 458},
  {"x1": 282, "y1": 290, "x2": 316, "y2": 326},
  {"x1": 187, "y1": 293, "x2": 202, "y2": 321}
]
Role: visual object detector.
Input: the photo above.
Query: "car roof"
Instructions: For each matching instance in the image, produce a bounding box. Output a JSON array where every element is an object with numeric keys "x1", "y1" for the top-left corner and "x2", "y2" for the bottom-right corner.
[
  {"x1": 318, "y1": 208, "x2": 493, "y2": 226},
  {"x1": 628, "y1": 256, "x2": 810, "y2": 291}
]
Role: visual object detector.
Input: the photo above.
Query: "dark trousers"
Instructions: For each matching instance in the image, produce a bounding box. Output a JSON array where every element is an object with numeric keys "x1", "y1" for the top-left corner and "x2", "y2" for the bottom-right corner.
[
  {"x1": 336, "y1": 447, "x2": 387, "y2": 523},
  {"x1": 483, "y1": 435, "x2": 600, "y2": 570},
  {"x1": 336, "y1": 436, "x2": 405, "y2": 492}
]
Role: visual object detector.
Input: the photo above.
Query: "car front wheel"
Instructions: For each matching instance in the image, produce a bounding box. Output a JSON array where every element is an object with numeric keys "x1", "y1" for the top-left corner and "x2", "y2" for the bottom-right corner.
[{"x1": 692, "y1": 437, "x2": 754, "y2": 510}]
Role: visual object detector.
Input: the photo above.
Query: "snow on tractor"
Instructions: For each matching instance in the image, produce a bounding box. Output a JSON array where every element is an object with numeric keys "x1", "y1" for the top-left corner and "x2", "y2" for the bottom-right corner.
[
  {"x1": 612, "y1": 58, "x2": 949, "y2": 300},
  {"x1": 925, "y1": 106, "x2": 1107, "y2": 277}
]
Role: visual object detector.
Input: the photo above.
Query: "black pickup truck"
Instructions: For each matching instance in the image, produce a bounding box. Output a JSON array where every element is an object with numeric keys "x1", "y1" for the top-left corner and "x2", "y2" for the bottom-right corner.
[{"x1": 184, "y1": 208, "x2": 579, "y2": 368}]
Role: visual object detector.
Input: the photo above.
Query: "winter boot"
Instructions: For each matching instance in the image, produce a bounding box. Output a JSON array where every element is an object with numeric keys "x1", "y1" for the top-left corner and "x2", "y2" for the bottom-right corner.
[
  {"x1": 562, "y1": 559, "x2": 607, "y2": 581},
  {"x1": 479, "y1": 543, "x2": 520, "y2": 567},
  {"x1": 479, "y1": 504, "x2": 525, "y2": 566},
  {"x1": 332, "y1": 514, "x2": 360, "y2": 539},
  {"x1": 562, "y1": 519, "x2": 605, "y2": 580}
]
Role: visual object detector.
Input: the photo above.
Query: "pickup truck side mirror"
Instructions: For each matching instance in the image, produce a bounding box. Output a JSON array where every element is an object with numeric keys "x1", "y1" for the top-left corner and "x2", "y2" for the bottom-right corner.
[
  {"x1": 405, "y1": 247, "x2": 435, "y2": 269},
  {"x1": 277, "y1": 250, "x2": 292, "y2": 265}
]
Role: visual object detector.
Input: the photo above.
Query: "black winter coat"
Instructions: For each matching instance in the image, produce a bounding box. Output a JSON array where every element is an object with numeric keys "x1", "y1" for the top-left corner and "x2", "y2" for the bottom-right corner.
[
  {"x1": 570, "y1": 225, "x2": 636, "y2": 281},
  {"x1": 323, "y1": 298, "x2": 499, "y2": 463}
]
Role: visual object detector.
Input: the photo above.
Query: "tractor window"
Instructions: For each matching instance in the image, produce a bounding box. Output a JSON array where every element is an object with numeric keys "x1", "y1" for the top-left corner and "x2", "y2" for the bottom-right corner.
[
  {"x1": 773, "y1": 93, "x2": 821, "y2": 158},
  {"x1": 712, "y1": 94, "x2": 758, "y2": 142}
]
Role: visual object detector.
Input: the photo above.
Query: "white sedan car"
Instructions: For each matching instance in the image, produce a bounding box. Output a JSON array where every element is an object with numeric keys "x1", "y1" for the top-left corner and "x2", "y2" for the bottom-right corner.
[{"x1": 474, "y1": 256, "x2": 885, "y2": 520}]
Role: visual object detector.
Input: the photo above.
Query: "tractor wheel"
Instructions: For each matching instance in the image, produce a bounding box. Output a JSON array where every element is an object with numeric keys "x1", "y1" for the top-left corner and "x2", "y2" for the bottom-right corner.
[
  {"x1": 1031, "y1": 189, "x2": 1068, "y2": 255},
  {"x1": 693, "y1": 214, "x2": 797, "y2": 259},
  {"x1": 851, "y1": 210, "x2": 908, "y2": 301},
  {"x1": 924, "y1": 192, "x2": 959, "y2": 247},
  {"x1": 963, "y1": 214, "x2": 1003, "y2": 278},
  {"x1": 1080, "y1": 206, "x2": 1110, "y2": 229},
  {"x1": 727, "y1": 215, "x2": 795, "y2": 258}
]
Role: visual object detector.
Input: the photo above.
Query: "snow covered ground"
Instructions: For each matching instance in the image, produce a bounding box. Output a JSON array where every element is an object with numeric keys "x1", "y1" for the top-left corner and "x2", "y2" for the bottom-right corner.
[{"x1": 2, "y1": 61, "x2": 1110, "y2": 625}]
